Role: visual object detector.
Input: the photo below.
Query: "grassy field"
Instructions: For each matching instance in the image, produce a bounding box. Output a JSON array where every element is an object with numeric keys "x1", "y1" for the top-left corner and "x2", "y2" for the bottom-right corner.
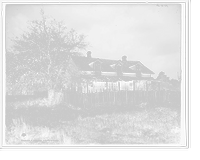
[{"x1": 5, "y1": 106, "x2": 181, "y2": 145}]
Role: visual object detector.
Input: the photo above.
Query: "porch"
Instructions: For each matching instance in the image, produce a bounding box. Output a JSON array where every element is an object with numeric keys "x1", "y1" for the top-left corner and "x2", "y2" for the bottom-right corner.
[{"x1": 67, "y1": 76, "x2": 159, "y2": 93}]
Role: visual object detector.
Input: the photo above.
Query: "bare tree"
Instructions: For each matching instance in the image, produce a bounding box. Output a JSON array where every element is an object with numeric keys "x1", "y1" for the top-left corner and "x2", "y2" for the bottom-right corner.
[{"x1": 6, "y1": 9, "x2": 87, "y2": 101}]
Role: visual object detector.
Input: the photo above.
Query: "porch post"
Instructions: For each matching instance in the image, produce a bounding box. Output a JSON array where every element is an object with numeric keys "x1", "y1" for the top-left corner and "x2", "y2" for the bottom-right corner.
[
  {"x1": 158, "y1": 82, "x2": 160, "y2": 91},
  {"x1": 106, "y1": 81, "x2": 108, "y2": 92},
  {"x1": 111, "y1": 82, "x2": 113, "y2": 91},
  {"x1": 118, "y1": 81, "x2": 120, "y2": 91},
  {"x1": 71, "y1": 83, "x2": 73, "y2": 92},
  {"x1": 146, "y1": 81, "x2": 148, "y2": 92},
  {"x1": 87, "y1": 83, "x2": 88, "y2": 93}
]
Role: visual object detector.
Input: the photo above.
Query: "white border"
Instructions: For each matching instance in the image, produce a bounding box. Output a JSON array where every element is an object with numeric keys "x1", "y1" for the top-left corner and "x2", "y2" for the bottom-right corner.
[{"x1": 0, "y1": 0, "x2": 189, "y2": 149}]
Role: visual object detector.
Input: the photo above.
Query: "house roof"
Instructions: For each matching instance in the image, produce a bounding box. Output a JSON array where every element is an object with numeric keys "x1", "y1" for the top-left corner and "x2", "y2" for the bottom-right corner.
[
  {"x1": 71, "y1": 56, "x2": 94, "y2": 71},
  {"x1": 142, "y1": 66, "x2": 154, "y2": 74},
  {"x1": 80, "y1": 76, "x2": 154, "y2": 82},
  {"x1": 111, "y1": 60, "x2": 124, "y2": 65},
  {"x1": 71, "y1": 56, "x2": 154, "y2": 74},
  {"x1": 128, "y1": 61, "x2": 143, "y2": 67},
  {"x1": 88, "y1": 58, "x2": 103, "y2": 64}
]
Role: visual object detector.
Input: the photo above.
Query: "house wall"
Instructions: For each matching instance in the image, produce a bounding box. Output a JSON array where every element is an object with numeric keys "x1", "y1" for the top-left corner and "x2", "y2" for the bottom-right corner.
[
  {"x1": 141, "y1": 73, "x2": 152, "y2": 77},
  {"x1": 102, "y1": 72, "x2": 118, "y2": 76},
  {"x1": 122, "y1": 73, "x2": 136, "y2": 77},
  {"x1": 82, "y1": 71, "x2": 94, "y2": 75},
  {"x1": 95, "y1": 71, "x2": 101, "y2": 76},
  {"x1": 136, "y1": 72, "x2": 142, "y2": 77}
]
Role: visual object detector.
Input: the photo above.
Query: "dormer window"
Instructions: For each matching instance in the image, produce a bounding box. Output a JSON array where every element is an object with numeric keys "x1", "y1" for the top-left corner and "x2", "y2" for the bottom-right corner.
[
  {"x1": 116, "y1": 63, "x2": 122, "y2": 72},
  {"x1": 136, "y1": 65, "x2": 141, "y2": 72},
  {"x1": 94, "y1": 61, "x2": 101, "y2": 71}
]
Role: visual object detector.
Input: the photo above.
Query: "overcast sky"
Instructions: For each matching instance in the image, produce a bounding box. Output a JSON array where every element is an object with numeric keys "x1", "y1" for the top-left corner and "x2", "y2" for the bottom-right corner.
[{"x1": 6, "y1": 4, "x2": 181, "y2": 79}]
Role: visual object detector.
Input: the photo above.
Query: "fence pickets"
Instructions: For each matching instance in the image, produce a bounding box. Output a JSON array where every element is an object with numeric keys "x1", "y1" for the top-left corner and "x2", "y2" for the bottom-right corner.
[{"x1": 63, "y1": 90, "x2": 178, "y2": 108}]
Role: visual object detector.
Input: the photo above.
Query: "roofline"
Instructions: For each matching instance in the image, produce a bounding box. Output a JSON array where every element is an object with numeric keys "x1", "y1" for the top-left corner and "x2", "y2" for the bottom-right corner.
[
  {"x1": 80, "y1": 75, "x2": 155, "y2": 81},
  {"x1": 88, "y1": 58, "x2": 103, "y2": 64},
  {"x1": 110, "y1": 60, "x2": 124, "y2": 66},
  {"x1": 128, "y1": 61, "x2": 144, "y2": 67},
  {"x1": 141, "y1": 72, "x2": 155, "y2": 74}
]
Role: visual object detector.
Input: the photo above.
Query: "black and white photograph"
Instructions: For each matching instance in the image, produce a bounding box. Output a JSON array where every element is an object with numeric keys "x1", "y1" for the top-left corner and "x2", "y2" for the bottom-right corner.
[{"x1": 1, "y1": 1, "x2": 190, "y2": 148}]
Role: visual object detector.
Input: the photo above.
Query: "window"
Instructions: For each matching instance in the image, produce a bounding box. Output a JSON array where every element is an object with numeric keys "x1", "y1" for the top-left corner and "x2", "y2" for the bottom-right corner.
[
  {"x1": 136, "y1": 65, "x2": 140, "y2": 72},
  {"x1": 117, "y1": 64, "x2": 122, "y2": 72},
  {"x1": 95, "y1": 62, "x2": 101, "y2": 71}
]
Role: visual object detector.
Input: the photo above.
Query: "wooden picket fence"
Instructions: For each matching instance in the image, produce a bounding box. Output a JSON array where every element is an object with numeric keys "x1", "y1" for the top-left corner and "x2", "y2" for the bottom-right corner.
[{"x1": 63, "y1": 90, "x2": 180, "y2": 108}]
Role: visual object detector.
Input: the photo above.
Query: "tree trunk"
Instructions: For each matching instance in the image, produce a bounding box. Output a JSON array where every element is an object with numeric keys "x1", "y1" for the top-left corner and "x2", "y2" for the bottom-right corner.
[
  {"x1": 48, "y1": 89, "x2": 55, "y2": 104},
  {"x1": 48, "y1": 89, "x2": 63, "y2": 106}
]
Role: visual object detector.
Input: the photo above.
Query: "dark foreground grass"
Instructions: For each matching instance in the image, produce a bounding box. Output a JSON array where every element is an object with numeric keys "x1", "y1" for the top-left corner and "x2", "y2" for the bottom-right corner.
[{"x1": 5, "y1": 106, "x2": 181, "y2": 145}]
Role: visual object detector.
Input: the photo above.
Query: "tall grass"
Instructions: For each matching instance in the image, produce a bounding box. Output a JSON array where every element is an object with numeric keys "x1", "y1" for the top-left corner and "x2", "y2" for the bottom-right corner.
[
  {"x1": 5, "y1": 118, "x2": 72, "y2": 145},
  {"x1": 63, "y1": 107, "x2": 181, "y2": 144},
  {"x1": 5, "y1": 107, "x2": 180, "y2": 145}
]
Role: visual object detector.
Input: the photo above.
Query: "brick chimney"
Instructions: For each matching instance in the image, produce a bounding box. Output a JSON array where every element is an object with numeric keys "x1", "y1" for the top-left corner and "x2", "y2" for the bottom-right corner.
[
  {"x1": 87, "y1": 51, "x2": 92, "y2": 58},
  {"x1": 122, "y1": 55, "x2": 127, "y2": 62}
]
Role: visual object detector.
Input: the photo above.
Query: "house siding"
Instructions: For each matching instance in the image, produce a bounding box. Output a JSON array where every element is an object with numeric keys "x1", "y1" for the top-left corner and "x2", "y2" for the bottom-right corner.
[
  {"x1": 142, "y1": 73, "x2": 151, "y2": 77},
  {"x1": 101, "y1": 72, "x2": 117, "y2": 76},
  {"x1": 136, "y1": 72, "x2": 142, "y2": 77},
  {"x1": 123, "y1": 73, "x2": 136, "y2": 77}
]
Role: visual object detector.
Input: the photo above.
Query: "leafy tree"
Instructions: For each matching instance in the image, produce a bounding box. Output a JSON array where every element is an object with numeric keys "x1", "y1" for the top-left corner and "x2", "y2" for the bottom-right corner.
[
  {"x1": 156, "y1": 72, "x2": 172, "y2": 90},
  {"x1": 6, "y1": 75, "x2": 13, "y2": 95},
  {"x1": 6, "y1": 9, "x2": 87, "y2": 96},
  {"x1": 170, "y1": 79, "x2": 180, "y2": 90}
]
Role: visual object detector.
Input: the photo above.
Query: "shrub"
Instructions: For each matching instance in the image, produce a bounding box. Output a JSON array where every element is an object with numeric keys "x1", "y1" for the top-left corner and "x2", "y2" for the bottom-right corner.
[
  {"x1": 12, "y1": 98, "x2": 47, "y2": 109},
  {"x1": 48, "y1": 89, "x2": 64, "y2": 105}
]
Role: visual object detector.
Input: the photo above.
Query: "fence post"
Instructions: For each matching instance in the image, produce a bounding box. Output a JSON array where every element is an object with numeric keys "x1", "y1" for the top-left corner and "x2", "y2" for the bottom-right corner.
[
  {"x1": 85, "y1": 92, "x2": 87, "y2": 107},
  {"x1": 77, "y1": 91, "x2": 80, "y2": 107},
  {"x1": 107, "y1": 90, "x2": 110, "y2": 105},
  {"x1": 87, "y1": 91, "x2": 89, "y2": 108},
  {"x1": 94, "y1": 92, "x2": 97, "y2": 108},
  {"x1": 68, "y1": 93, "x2": 72, "y2": 104},
  {"x1": 91, "y1": 91, "x2": 94, "y2": 107},
  {"x1": 125, "y1": 91, "x2": 128, "y2": 105},
  {"x1": 74, "y1": 93, "x2": 77, "y2": 107},
  {"x1": 78, "y1": 93, "x2": 82, "y2": 108},
  {"x1": 158, "y1": 89, "x2": 162, "y2": 102},
  {"x1": 122, "y1": 91, "x2": 124, "y2": 106},
  {"x1": 82, "y1": 93, "x2": 84, "y2": 108},
  {"x1": 113, "y1": 90, "x2": 115, "y2": 105},
  {"x1": 108, "y1": 92, "x2": 111, "y2": 107},
  {"x1": 88, "y1": 92, "x2": 91, "y2": 108},
  {"x1": 75, "y1": 93, "x2": 79, "y2": 107},
  {"x1": 139, "y1": 90, "x2": 141, "y2": 104},
  {"x1": 163, "y1": 89, "x2": 165, "y2": 102},
  {"x1": 116, "y1": 90, "x2": 118, "y2": 105},
  {"x1": 71, "y1": 92, "x2": 75, "y2": 106},
  {"x1": 97, "y1": 92, "x2": 99, "y2": 107},
  {"x1": 102, "y1": 89, "x2": 105, "y2": 104}
]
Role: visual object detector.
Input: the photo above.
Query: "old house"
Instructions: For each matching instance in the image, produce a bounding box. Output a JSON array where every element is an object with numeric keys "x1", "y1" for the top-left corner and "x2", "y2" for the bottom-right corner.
[{"x1": 69, "y1": 51, "x2": 155, "y2": 93}]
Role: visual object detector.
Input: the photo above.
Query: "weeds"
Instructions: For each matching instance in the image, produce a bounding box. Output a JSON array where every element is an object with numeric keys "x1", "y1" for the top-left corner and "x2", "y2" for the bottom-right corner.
[
  {"x1": 5, "y1": 118, "x2": 72, "y2": 145},
  {"x1": 12, "y1": 98, "x2": 48, "y2": 109},
  {"x1": 5, "y1": 107, "x2": 181, "y2": 145},
  {"x1": 67, "y1": 107, "x2": 180, "y2": 144}
]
